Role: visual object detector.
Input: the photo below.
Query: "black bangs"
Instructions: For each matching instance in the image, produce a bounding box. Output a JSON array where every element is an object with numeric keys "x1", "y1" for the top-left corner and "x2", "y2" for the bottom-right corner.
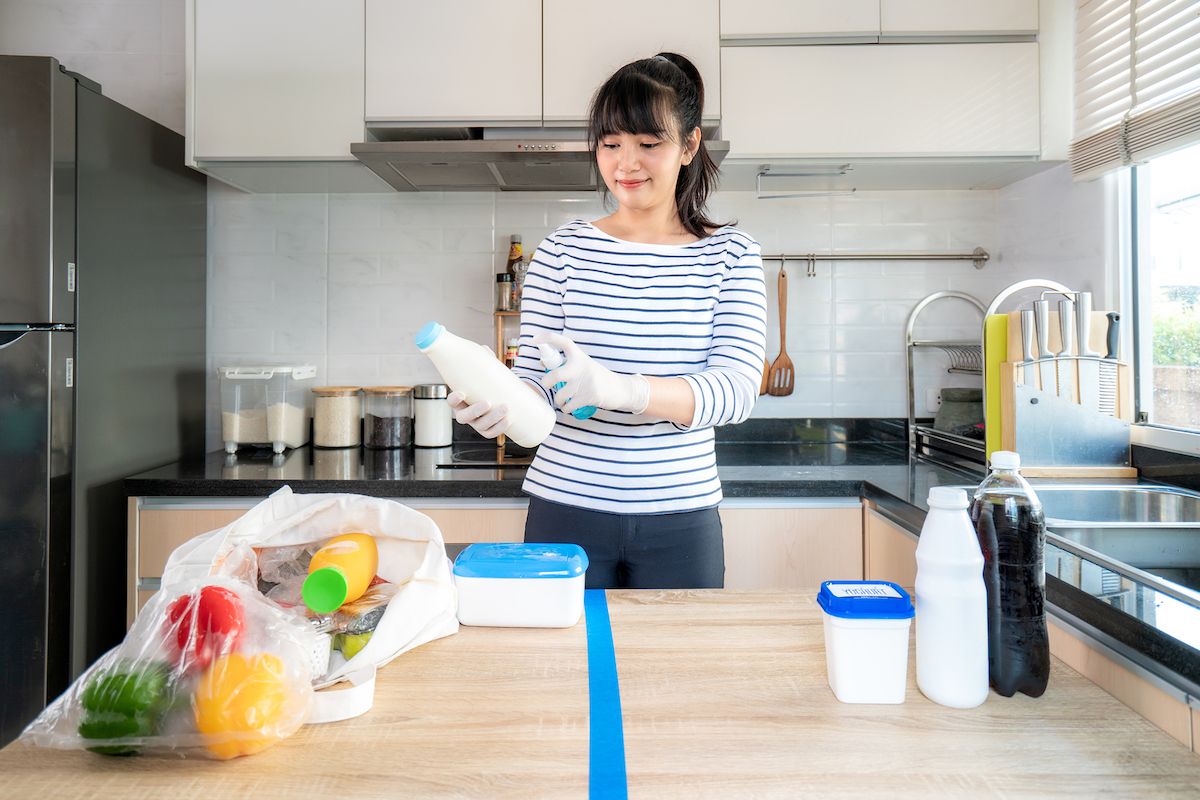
[{"x1": 587, "y1": 69, "x2": 679, "y2": 147}]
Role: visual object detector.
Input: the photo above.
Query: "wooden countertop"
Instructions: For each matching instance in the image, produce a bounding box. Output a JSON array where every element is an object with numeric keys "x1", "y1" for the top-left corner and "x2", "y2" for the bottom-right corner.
[{"x1": 3, "y1": 590, "x2": 1199, "y2": 798}]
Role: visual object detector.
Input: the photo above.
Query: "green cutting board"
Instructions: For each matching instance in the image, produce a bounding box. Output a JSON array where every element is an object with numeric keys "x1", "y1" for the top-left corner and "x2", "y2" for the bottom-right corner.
[{"x1": 984, "y1": 314, "x2": 1008, "y2": 460}]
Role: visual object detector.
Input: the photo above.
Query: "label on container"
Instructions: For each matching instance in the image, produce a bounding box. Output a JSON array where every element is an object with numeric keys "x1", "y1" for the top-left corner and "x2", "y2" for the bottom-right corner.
[{"x1": 827, "y1": 583, "x2": 901, "y2": 599}]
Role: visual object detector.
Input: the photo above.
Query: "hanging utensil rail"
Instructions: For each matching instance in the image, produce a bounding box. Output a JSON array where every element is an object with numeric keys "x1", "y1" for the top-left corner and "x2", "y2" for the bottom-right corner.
[{"x1": 762, "y1": 248, "x2": 989, "y2": 275}]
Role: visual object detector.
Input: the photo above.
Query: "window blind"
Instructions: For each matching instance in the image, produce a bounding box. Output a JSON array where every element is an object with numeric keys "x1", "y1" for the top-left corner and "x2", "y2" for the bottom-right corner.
[{"x1": 1072, "y1": 0, "x2": 1200, "y2": 180}]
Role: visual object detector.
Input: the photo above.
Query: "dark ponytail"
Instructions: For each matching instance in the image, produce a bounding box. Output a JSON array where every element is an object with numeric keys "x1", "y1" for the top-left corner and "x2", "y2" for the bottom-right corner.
[{"x1": 587, "y1": 52, "x2": 729, "y2": 239}]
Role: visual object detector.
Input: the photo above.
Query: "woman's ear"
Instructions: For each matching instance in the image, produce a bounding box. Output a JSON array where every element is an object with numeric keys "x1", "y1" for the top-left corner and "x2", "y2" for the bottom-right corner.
[{"x1": 681, "y1": 127, "x2": 702, "y2": 165}]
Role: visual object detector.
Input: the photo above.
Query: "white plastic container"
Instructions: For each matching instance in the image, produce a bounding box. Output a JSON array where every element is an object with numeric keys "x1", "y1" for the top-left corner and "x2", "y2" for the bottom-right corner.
[
  {"x1": 817, "y1": 580, "x2": 915, "y2": 704},
  {"x1": 219, "y1": 365, "x2": 316, "y2": 454},
  {"x1": 453, "y1": 543, "x2": 588, "y2": 628},
  {"x1": 916, "y1": 486, "x2": 989, "y2": 708},
  {"x1": 415, "y1": 321, "x2": 555, "y2": 448}
]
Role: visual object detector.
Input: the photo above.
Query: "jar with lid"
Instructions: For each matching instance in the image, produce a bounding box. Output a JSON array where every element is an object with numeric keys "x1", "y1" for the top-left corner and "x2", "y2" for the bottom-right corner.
[
  {"x1": 312, "y1": 386, "x2": 362, "y2": 448},
  {"x1": 413, "y1": 383, "x2": 453, "y2": 448},
  {"x1": 364, "y1": 386, "x2": 413, "y2": 449},
  {"x1": 495, "y1": 273, "x2": 514, "y2": 312}
]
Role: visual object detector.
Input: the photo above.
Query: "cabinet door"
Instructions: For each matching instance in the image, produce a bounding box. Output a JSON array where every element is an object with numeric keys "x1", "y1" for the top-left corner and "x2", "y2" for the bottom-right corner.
[
  {"x1": 722, "y1": 43, "x2": 1040, "y2": 159},
  {"x1": 543, "y1": 0, "x2": 720, "y2": 124},
  {"x1": 365, "y1": 0, "x2": 541, "y2": 124},
  {"x1": 192, "y1": 0, "x2": 365, "y2": 159},
  {"x1": 721, "y1": 0, "x2": 879, "y2": 40},
  {"x1": 881, "y1": 0, "x2": 1039, "y2": 36},
  {"x1": 721, "y1": 505, "x2": 863, "y2": 589},
  {"x1": 864, "y1": 509, "x2": 918, "y2": 588}
]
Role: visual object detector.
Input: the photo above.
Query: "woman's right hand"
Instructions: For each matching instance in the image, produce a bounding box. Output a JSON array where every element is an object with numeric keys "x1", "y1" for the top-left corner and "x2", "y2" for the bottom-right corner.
[{"x1": 446, "y1": 391, "x2": 511, "y2": 439}]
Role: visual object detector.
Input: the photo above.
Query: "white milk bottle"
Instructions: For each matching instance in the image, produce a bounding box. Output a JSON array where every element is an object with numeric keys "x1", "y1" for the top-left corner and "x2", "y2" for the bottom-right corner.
[
  {"x1": 415, "y1": 321, "x2": 556, "y2": 448},
  {"x1": 915, "y1": 486, "x2": 989, "y2": 708}
]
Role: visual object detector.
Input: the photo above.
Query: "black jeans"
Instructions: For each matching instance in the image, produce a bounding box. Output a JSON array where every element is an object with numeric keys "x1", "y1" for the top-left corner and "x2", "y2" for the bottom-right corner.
[{"x1": 524, "y1": 496, "x2": 725, "y2": 589}]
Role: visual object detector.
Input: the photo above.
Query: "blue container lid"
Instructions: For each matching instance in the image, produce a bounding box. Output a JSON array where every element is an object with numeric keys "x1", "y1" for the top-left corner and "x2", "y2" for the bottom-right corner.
[
  {"x1": 415, "y1": 321, "x2": 445, "y2": 351},
  {"x1": 453, "y1": 543, "x2": 589, "y2": 580},
  {"x1": 817, "y1": 581, "x2": 914, "y2": 620}
]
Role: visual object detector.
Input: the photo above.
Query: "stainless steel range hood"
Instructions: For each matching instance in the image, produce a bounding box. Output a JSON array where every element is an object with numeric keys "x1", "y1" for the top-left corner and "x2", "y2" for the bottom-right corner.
[{"x1": 350, "y1": 138, "x2": 730, "y2": 192}]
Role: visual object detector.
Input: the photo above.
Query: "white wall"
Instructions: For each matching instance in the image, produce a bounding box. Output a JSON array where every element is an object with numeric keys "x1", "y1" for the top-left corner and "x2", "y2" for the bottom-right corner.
[{"x1": 0, "y1": 0, "x2": 185, "y2": 134}]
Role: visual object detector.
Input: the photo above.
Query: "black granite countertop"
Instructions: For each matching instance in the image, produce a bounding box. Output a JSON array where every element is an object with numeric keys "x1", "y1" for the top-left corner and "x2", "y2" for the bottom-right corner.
[{"x1": 125, "y1": 430, "x2": 1200, "y2": 698}]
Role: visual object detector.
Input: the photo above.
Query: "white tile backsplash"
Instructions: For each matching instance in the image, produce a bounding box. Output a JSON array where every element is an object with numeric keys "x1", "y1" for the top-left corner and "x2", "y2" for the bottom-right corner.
[{"x1": 202, "y1": 166, "x2": 1115, "y2": 448}]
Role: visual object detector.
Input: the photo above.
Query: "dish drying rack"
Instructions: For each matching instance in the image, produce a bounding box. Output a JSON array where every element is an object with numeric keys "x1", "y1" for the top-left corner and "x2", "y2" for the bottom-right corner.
[{"x1": 905, "y1": 291, "x2": 987, "y2": 465}]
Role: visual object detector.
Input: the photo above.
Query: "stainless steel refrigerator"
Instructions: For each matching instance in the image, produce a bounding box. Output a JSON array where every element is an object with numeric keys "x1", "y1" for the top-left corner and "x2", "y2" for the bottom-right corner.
[{"x1": 0, "y1": 55, "x2": 206, "y2": 746}]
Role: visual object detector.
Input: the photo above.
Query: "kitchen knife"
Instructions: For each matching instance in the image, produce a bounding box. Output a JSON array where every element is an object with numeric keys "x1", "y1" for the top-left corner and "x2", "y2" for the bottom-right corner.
[
  {"x1": 1056, "y1": 298, "x2": 1077, "y2": 404},
  {"x1": 1020, "y1": 308, "x2": 1037, "y2": 386},
  {"x1": 1075, "y1": 292, "x2": 1101, "y2": 412},
  {"x1": 1099, "y1": 312, "x2": 1120, "y2": 416},
  {"x1": 1034, "y1": 299, "x2": 1056, "y2": 393}
]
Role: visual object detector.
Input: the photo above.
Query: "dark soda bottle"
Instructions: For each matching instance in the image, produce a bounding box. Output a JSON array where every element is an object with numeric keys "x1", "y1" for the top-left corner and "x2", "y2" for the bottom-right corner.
[{"x1": 968, "y1": 450, "x2": 1050, "y2": 697}]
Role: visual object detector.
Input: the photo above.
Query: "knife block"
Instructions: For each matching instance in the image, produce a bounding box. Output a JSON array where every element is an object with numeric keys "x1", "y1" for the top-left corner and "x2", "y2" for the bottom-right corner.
[{"x1": 998, "y1": 360, "x2": 1136, "y2": 478}]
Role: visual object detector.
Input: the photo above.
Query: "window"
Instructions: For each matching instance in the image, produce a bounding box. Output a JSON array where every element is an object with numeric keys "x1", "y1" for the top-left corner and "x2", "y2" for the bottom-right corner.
[{"x1": 1133, "y1": 140, "x2": 1200, "y2": 433}]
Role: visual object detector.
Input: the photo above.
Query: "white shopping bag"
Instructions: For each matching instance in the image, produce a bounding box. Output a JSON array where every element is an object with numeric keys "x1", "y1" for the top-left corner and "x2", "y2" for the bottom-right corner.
[{"x1": 160, "y1": 486, "x2": 459, "y2": 722}]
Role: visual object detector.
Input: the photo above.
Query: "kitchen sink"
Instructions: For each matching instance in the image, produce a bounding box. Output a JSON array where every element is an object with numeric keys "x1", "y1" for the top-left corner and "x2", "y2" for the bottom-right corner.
[{"x1": 946, "y1": 483, "x2": 1200, "y2": 602}]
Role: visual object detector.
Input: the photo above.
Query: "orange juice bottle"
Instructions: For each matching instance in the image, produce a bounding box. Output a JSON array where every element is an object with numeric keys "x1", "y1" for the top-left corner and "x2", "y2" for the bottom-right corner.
[{"x1": 302, "y1": 533, "x2": 379, "y2": 614}]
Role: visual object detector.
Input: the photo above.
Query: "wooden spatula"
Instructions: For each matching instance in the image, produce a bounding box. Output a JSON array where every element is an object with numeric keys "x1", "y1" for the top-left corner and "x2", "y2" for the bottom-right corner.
[{"x1": 767, "y1": 261, "x2": 794, "y2": 396}]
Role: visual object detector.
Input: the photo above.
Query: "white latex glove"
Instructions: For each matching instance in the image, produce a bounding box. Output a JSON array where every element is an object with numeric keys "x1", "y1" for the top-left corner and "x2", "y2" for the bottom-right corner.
[
  {"x1": 446, "y1": 391, "x2": 511, "y2": 439},
  {"x1": 533, "y1": 332, "x2": 650, "y2": 415}
]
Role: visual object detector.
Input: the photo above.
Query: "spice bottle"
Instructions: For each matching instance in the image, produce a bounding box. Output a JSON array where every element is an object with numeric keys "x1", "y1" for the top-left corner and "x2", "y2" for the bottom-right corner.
[
  {"x1": 495, "y1": 273, "x2": 513, "y2": 312},
  {"x1": 312, "y1": 387, "x2": 362, "y2": 448},
  {"x1": 504, "y1": 338, "x2": 519, "y2": 369},
  {"x1": 363, "y1": 386, "x2": 413, "y2": 449},
  {"x1": 512, "y1": 256, "x2": 529, "y2": 310}
]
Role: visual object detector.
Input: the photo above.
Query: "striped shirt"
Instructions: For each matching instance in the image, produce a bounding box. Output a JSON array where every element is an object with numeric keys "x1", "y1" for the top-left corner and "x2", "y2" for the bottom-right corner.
[{"x1": 512, "y1": 220, "x2": 767, "y2": 514}]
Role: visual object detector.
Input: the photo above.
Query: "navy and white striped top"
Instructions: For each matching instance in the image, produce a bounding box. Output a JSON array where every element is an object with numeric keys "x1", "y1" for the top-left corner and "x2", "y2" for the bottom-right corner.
[{"x1": 513, "y1": 220, "x2": 767, "y2": 514}]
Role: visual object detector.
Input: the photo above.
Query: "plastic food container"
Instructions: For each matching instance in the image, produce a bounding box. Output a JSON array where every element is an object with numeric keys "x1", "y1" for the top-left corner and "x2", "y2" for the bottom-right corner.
[
  {"x1": 453, "y1": 543, "x2": 588, "y2": 628},
  {"x1": 817, "y1": 580, "x2": 915, "y2": 704},
  {"x1": 219, "y1": 365, "x2": 316, "y2": 454},
  {"x1": 364, "y1": 386, "x2": 413, "y2": 449}
]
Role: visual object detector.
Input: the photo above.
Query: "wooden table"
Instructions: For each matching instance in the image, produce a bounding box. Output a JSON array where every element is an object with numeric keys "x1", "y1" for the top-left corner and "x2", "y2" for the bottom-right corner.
[{"x1": 2, "y1": 591, "x2": 1199, "y2": 798}]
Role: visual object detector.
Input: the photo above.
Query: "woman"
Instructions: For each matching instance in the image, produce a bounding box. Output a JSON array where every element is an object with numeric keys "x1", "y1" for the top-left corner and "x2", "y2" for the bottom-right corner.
[{"x1": 448, "y1": 53, "x2": 767, "y2": 589}]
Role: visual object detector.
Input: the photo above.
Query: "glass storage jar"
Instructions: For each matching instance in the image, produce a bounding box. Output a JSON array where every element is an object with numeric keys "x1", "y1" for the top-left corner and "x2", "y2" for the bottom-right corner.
[
  {"x1": 364, "y1": 386, "x2": 413, "y2": 449},
  {"x1": 312, "y1": 386, "x2": 362, "y2": 448},
  {"x1": 413, "y1": 383, "x2": 453, "y2": 447}
]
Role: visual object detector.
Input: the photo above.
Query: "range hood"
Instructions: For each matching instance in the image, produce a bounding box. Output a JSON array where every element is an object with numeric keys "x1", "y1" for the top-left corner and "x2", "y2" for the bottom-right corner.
[{"x1": 350, "y1": 137, "x2": 730, "y2": 192}]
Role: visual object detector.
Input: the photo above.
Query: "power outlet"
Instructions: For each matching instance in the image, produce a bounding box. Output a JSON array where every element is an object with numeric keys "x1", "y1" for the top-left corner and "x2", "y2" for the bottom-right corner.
[{"x1": 925, "y1": 388, "x2": 942, "y2": 414}]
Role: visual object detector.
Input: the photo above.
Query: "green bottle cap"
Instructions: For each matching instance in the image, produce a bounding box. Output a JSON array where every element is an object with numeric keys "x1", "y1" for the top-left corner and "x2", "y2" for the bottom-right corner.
[{"x1": 302, "y1": 566, "x2": 349, "y2": 614}]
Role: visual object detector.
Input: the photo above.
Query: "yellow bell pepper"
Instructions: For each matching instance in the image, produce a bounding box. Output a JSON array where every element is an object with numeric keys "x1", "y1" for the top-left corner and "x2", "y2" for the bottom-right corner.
[{"x1": 193, "y1": 652, "x2": 295, "y2": 760}]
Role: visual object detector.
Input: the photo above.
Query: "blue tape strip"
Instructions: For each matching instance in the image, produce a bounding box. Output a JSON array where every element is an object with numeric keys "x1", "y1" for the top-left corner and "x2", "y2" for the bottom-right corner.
[{"x1": 584, "y1": 589, "x2": 628, "y2": 799}]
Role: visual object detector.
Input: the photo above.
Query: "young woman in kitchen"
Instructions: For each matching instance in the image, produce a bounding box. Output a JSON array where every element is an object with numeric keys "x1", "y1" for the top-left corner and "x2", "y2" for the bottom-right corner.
[{"x1": 448, "y1": 53, "x2": 767, "y2": 589}]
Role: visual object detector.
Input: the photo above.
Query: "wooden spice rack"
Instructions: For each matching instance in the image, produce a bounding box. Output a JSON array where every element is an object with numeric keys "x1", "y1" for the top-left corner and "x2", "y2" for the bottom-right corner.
[{"x1": 492, "y1": 310, "x2": 532, "y2": 464}]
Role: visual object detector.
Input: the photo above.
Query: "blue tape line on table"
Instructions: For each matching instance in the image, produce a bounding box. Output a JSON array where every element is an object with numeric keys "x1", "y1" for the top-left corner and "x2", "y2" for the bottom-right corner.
[{"x1": 584, "y1": 589, "x2": 628, "y2": 800}]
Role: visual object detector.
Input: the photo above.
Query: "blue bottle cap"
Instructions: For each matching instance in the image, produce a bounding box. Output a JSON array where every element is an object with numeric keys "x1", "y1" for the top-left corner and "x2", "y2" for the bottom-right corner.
[
  {"x1": 415, "y1": 321, "x2": 444, "y2": 351},
  {"x1": 816, "y1": 581, "x2": 914, "y2": 620}
]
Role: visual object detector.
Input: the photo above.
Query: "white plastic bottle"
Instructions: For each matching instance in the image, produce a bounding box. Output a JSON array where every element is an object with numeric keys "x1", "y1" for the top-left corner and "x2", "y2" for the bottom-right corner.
[
  {"x1": 415, "y1": 321, "x2": 555, "y2": 448},
  {"x1": 915, "y1": 486, "x2": 989, "y2": 708}
]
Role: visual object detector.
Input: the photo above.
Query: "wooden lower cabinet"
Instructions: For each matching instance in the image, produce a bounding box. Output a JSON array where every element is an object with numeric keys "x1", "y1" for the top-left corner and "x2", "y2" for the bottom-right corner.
[
  {"x1": 128, "y1": 496, "x2": 866, "y2": 623},
  {"x1": 721, "y1": 502, "x2": 863, "y2": 589},
  {"x1": 863, "y1": 507, "x2": 918, "y2": 587}
]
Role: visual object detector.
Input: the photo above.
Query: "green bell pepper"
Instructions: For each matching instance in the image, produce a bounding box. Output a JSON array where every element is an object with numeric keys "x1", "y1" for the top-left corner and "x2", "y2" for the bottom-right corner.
[{"x1": 78, "y1": 662, "x2": 170, "y2": 756}]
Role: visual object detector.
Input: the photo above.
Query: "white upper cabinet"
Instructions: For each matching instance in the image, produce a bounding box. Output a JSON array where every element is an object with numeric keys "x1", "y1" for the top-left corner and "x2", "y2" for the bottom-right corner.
[
  {"x1": 722, "y1": 43, "x2": 1041, "y2": 159},
  {"x1": 542, "y1": 0, "x2": 720, "y2": 125},
  {"x1": 720, "y1": 1, "x2": 880, "y2": 40},
  {"x1": 365, "y1": 0, "x2": 541, "y2": 125},
  {"x1": 880, "y1": 0, "x2": 1039, "y2": 36},
  {"x1": 190, "y1": 0, "x2": 364, "y2": 160}
]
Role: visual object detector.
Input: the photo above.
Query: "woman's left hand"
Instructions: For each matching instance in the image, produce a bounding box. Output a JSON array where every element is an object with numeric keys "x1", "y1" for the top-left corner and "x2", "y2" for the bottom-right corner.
[{"x1": 533, "y1": 333, "x2": 650, "y2": 415}]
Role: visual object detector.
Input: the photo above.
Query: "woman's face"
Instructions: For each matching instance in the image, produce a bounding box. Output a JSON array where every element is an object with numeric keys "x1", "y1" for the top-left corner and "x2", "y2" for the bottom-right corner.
[{"x1": 596, "y1": 126, "x2": 701, "y2": 214}]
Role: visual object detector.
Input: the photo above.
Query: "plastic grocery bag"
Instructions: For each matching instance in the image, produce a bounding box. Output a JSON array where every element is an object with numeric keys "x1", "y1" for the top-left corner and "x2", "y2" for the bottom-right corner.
[
  {"x1": 156, "y1": 486, "x2": 459, "y2": 718},
  {"x1": 21, "y1": 487, "x2": 458, "y2": 758},
  {"x1": 22, "y1": 576, "x2": 318, "y2": 758}
]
